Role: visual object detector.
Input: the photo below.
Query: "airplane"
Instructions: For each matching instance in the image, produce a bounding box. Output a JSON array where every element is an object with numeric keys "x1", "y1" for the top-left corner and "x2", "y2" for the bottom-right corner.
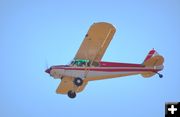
[{"x1": 45, "y1": 22, "x2": 164, "y2": 99}]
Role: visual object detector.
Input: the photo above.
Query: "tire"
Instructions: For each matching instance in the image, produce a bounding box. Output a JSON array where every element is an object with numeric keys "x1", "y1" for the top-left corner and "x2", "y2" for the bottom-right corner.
[
  {"x1": 67, "y1": 90, "x2": 76, "y2": 98},
  {"x1": 73, "y1": 77, "x2": 83, "y2": 86},
  {"x1": 159, "y1": 74, "x2": 163, "y2": 78}
]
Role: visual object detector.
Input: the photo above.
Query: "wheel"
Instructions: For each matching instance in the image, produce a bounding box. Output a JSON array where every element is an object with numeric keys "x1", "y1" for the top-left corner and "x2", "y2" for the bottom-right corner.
[
  {"x1": 73, "y1": 77, "x2": 83, "y2": 86},
  {"x1": 67, "y1": 90, "x2": 76, "y2": 98},
  {"x1": 159, "y1": 74, "x2": 163, "y2": 78}
]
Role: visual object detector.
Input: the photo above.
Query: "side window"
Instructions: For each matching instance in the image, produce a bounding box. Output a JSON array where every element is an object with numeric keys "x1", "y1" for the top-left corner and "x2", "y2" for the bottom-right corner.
[
  {"x1": 78, "y1": 61, "x2": 85, "y2": 66},
  {"x1": 72, "y1": 59, "x2": 93, "y2": 67}
]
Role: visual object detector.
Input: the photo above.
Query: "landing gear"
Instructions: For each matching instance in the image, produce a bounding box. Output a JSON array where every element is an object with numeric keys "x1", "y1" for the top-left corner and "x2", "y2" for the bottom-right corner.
[
  {"x1": 67, "y1": 77, "x2": 83, "y2": 99},
  {"x1": 67, "y1": 77, "x2": 83, "y2": 98},
  {"x1": 73, "y1": 77, "x2": 83, "y2": 86},
  {"x1": 155, "y1": 72, "x2": 163, "y2": 78},
  {"x1": 67, "y1": 90, "x2": 76, "y2": 98},
  {"x1": 158, "y1": 73, "x2": 163, "y2": 78}
]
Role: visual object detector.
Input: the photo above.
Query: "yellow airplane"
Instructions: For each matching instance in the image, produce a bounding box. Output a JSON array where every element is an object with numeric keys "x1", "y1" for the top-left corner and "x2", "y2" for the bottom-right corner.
[{"x1": 45, "y1": 22, "x2": 164, "y2": 98}]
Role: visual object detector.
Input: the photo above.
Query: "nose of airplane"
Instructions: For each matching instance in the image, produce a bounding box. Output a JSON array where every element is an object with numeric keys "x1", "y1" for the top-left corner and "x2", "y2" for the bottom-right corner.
[{"x1": 45, "y1": 67, "x2": 52, "y2": 74}]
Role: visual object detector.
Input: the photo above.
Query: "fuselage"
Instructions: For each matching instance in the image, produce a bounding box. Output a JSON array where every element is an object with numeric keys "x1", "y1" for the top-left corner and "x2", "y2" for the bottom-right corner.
[
  {"x1": 44, "y1": 22, "x2": 165, "y2": 98},
  {"x1": 45, "y1": 61, "x2": 163, "y2": 81}
]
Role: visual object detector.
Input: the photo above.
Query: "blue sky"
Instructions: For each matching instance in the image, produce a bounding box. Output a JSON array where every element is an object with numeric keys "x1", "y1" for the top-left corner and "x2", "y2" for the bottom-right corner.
[{"x1": 0, "y1": 0, "x2": 180, "y2": 117}]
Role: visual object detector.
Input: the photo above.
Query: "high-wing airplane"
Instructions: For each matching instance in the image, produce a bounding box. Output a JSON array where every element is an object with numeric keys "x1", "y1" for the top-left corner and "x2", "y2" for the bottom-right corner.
[{"x1": 45, "y1": 22, "x2": 164, "y2": 98}]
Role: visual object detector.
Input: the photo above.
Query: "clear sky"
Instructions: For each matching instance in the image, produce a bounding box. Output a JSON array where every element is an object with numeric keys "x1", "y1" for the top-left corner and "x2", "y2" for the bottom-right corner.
[{"x1": 0, "y1": 0, "x2": 180, "y2": 117}]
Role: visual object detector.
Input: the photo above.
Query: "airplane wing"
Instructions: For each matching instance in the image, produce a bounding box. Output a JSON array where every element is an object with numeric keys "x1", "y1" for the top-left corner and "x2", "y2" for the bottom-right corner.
[{"x1": 74, "y1": 22, "x2": 116, "y2": 62}]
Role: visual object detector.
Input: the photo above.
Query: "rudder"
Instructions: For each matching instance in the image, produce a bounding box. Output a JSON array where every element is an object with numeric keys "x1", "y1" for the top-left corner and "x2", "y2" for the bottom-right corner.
[{"x1": 141, "y1": 49, "x2": 164, "y2": 78}]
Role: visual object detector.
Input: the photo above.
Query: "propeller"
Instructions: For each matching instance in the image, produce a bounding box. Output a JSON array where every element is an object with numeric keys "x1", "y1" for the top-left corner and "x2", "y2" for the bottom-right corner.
[{"x1": 44, "y1": 58, "x2": 51, "y2": 74}]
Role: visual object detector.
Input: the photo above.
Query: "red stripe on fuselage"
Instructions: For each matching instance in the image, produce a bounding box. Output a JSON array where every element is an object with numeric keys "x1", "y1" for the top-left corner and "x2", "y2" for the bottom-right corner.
[
  {"x1": 53, "y1": 67, "x2": 158, "y2": 72},
  {"x1": 99, "y1": 62, "x2": 143, "y2": 67}
]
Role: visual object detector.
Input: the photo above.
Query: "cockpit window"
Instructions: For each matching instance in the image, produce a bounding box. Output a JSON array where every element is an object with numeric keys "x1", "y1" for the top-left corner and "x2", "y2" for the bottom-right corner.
[
  {"x1": 70, "y1": 59, "x2": 99, "y2": 67},
  {"x1": 70, "y1": 59, "x2": 89, "y2": 66}
]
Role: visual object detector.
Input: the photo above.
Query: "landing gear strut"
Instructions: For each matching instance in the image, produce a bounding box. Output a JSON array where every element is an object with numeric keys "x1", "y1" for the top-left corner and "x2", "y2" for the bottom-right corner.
[
  {"x1": 67, "y1": 90, "x2": 76, "y2": 98},
  {"x1": 73, "y1": 77, "x2": 83, "y2": 86}
]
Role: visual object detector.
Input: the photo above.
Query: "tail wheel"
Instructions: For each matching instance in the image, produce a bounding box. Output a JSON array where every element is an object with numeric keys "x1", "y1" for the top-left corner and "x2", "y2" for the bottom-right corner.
[
  {"x1": 157, "y1": 72, "x2": 163, "y2": 78},
  {"x1": 73, "y1": 77, "x2": 83, "y2": 86},
  {"x1": 159, "y1": 74, "x2": 163, "y2": 78},
  {"x1": 67, "y1": 90, "x2": 76, "y2": 98}
]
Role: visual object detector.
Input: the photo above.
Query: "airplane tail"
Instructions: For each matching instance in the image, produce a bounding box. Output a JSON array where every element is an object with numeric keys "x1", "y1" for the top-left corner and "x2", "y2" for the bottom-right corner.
[{"x1": 141, "y1": 49, "x2": 164, "y2": 78}]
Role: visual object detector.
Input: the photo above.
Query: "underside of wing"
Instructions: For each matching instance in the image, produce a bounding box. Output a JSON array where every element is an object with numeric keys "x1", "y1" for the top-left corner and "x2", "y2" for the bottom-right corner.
[{"x1": 75, "y1": 22, "x2": 116, "y2": 62}]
